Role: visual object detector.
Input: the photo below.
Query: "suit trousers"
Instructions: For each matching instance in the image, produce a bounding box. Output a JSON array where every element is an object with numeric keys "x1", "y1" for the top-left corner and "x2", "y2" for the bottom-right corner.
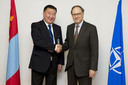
[
  {"x1": 32, "y1": 62, "x2": 57, "y2": 85},
  {"x1": 67, "y1": 66, "x2": 92, "y2": 85}
]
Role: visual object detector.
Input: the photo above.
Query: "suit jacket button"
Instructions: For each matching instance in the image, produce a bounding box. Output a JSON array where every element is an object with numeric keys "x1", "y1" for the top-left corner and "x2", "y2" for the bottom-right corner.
[{"x1": 50, "y1": 56, "x2": 52, "y2": 61}]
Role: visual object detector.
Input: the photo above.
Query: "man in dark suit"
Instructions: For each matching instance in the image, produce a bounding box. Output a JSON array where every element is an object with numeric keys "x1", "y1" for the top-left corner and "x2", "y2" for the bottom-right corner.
[
  {"x1": 57, "y1": 5, "x2": 98, "y2": 85},
  {"x1": 29, "y1": 5, "x2": 64, "y2": 85}
]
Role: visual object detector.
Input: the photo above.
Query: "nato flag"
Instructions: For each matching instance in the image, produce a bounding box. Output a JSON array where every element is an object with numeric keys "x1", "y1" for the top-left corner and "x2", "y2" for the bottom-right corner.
[{"x1": 108, "y1": 0, "x2": 126, "y2": 85}]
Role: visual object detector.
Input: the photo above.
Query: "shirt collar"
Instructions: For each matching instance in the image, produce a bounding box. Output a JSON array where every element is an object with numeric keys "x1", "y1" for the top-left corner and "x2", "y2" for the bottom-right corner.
[
  {"x1": 44, "y1": 20, "x2": 53, "y2": 28},
  {"x1": 75, "y1": 20, "x2": 84, "y2": 27}
]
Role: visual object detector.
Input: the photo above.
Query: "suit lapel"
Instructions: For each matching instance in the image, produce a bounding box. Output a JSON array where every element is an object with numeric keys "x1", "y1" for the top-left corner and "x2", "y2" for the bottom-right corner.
[
  {"x1": 74, "y1": 21, "x2": 87, "y2": 47},
  {"x1": 70, "y1": 24, "x2": 75, "y2": 46},
  {"x1": 40, "y1": 20, "x2": 52, "y2": 42}
]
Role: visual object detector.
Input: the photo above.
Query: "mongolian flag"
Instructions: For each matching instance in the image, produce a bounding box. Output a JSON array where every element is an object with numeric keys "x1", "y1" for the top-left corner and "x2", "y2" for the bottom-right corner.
[
  {"x1": 108, "y1": 0, "x2": 126, "y2": 85},
  {"x1": 6, "y1": 0, "x2": 21, "y2": 85}
]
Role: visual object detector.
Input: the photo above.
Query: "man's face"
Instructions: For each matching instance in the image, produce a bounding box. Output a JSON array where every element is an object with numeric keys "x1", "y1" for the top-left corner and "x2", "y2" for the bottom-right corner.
[
  {"x1": 72, "y1": 7, "x2": 84, "y2": 25},
  {"x1": 43, "y1": 8, "x2": 56, "y2": 24}
]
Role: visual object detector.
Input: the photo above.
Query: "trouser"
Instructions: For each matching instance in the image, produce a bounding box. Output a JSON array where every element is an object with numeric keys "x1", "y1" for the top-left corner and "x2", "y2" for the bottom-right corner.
[
  {"x1": 32, "y1": 62, "x2": 57, "y2": 85},
  {"x1": 67, "y1": 66, "x2": 92, "y2": 85}
]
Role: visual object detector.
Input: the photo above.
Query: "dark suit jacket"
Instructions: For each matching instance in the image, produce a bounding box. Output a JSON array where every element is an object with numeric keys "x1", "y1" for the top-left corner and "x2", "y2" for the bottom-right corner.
[
  {"x1": 62, "y1": 21, "x2": 98, "y2": 77},
  {"x1": 29, "y1": 20, "x2": 64, "y2": 73}
]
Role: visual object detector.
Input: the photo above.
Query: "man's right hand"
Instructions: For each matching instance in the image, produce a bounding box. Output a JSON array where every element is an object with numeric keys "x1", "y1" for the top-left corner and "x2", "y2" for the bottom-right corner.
[{"x1": 55, "y1": 44, "x2": 62, "y2": 53}]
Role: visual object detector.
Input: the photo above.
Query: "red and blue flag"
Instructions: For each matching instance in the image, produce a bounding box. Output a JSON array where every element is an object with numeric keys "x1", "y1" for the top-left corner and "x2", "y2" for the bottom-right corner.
[{"x1": 6, "y1": 0, "x2": 20, "y2": 85}]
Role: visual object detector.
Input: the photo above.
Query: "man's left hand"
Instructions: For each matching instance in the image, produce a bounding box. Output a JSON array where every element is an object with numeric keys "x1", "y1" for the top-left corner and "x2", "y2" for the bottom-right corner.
[
  {"x1": 89, "y1": 70, "x2": 96, "y2": 78},
  {"x1": 57, "y1": 64, "x2": 62, "y2": 72}
]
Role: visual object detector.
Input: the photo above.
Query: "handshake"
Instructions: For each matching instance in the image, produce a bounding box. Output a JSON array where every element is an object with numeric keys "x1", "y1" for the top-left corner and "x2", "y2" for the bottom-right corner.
[{"x1": 55, "y1": 44, "x2": 62, "y2": 53}]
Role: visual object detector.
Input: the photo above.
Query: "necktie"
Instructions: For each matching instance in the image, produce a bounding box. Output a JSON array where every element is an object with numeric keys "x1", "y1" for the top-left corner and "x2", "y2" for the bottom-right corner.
[
  {"x1": 74, "y1": 25, "x2": 79, "y2": 44},
  {"x1": 48, "y1": 25, "x2": 54, "y2": 44}
]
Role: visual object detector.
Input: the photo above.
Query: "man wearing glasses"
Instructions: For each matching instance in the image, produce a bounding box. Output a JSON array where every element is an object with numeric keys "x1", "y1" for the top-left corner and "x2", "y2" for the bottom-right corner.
[{"x1": 57, "y1": 5, "x2": 99, "y2": 85}]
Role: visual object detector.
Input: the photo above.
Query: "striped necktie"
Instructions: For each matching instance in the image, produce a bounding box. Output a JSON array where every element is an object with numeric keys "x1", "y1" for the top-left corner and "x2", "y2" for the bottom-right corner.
[{"x1": 74, "y1": 25, "x2": 79, "y2": 44}]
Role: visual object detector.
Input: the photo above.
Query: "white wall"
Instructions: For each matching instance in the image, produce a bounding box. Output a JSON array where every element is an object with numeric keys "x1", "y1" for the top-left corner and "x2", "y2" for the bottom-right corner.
[{"x1": 0, "y1": 0, "x2": 128, "y2": 85}]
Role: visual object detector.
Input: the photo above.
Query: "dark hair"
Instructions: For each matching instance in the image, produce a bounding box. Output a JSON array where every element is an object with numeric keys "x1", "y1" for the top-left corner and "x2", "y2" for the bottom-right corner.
[
  {"x1": 44, "y1": 5, "x2": 57, "y2": 12},
  {"x1": 71, "y1": 5, "x2": 84, "y2": 14}
]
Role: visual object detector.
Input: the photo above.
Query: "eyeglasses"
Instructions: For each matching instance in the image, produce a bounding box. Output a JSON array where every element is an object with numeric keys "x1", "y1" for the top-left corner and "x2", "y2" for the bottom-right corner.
[{"x1": 72, "y1": 12, "x2": 83, "y2": 16}]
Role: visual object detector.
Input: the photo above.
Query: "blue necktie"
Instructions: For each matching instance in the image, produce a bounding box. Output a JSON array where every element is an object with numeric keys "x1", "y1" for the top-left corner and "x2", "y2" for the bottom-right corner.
[{"x1": 48, "y1": 25, "x2": 54, "y2": 44}]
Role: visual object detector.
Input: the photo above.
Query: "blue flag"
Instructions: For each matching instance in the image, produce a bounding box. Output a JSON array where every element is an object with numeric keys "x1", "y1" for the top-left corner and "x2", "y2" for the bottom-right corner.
[{"x1": 108, "y1": 0, "x2": 126, "y2": 85}]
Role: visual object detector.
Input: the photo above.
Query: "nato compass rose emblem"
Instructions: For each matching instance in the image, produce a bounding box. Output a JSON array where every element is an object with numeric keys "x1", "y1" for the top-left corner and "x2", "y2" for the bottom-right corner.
[{"x1": 109, "y1": 46, "x2": 123, "y2": 74}]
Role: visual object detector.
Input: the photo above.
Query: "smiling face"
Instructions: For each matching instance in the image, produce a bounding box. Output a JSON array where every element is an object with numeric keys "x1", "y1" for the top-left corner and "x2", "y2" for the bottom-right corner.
[
  {"x1": 72, "y1": 7, "x2": 84, "y2": 25},
  {"x1": 43, "y1": 8, "x2": 56, "y2": 24}
]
